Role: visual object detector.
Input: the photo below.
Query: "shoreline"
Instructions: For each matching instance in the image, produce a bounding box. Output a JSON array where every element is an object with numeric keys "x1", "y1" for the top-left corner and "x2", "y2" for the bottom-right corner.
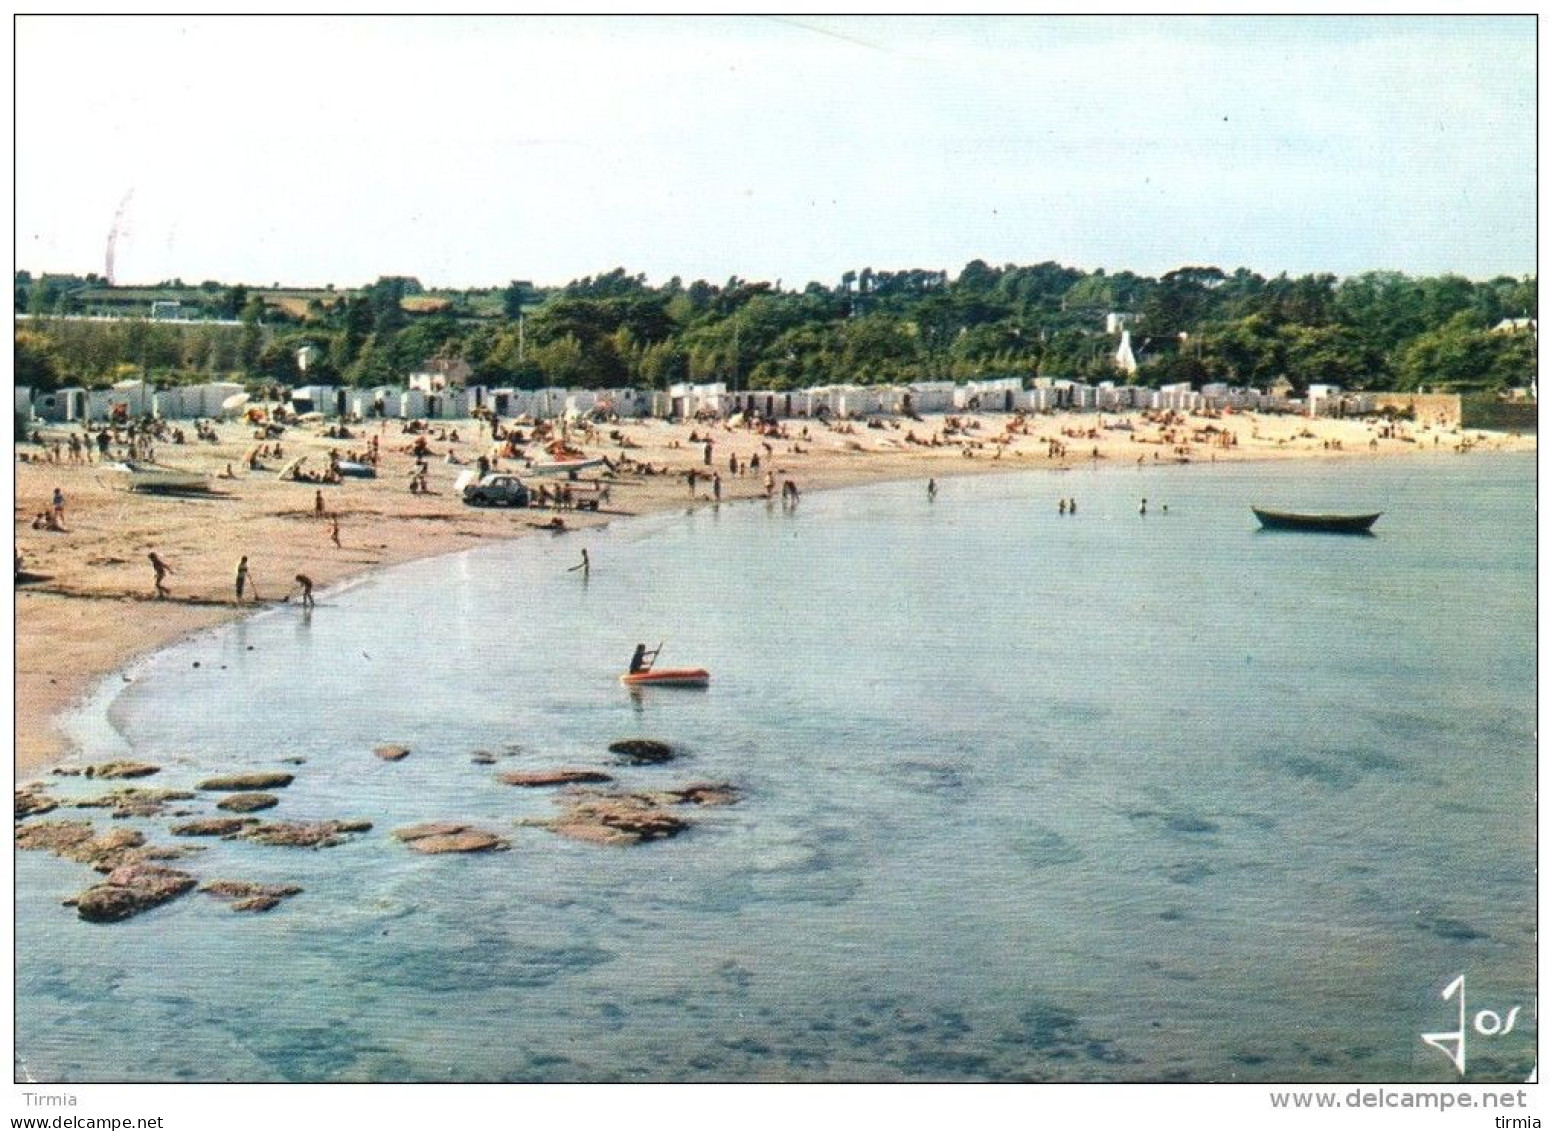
[{"x1": 14, "y1": 408, "x2": 1533, "y2": 779}]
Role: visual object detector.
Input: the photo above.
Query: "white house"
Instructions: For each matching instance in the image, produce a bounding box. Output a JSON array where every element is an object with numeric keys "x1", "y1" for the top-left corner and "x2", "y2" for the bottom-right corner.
[
  {"x1": 295, "y1": 344, "x2": 324, "y2": 374},
  {"x1": 407, "y1": 357, "x2": 473, "y2": 393},
  {"x1": 1115, "y1": 330, "x2": 1139, "y2": 376},
  {"x1": 1306, "y1": 384, "x2": 1340, "y2": 417}
]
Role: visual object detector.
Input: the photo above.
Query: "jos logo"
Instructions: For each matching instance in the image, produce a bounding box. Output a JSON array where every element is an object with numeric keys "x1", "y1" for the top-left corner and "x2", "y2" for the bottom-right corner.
[{"x1": 1421, "y1": 975, "x2": 1522, "y2": 1076}]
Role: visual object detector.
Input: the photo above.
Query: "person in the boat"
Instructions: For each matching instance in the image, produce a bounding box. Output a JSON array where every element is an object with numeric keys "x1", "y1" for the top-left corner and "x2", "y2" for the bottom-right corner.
[{"x1": 629, "y1": 643, "x2": 650, "y2": 674}]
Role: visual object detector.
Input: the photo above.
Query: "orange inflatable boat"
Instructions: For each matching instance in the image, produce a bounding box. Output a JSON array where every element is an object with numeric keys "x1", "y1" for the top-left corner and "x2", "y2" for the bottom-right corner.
[{"x1": 620, "y1": 668, "x2": 710, "y2": 688}]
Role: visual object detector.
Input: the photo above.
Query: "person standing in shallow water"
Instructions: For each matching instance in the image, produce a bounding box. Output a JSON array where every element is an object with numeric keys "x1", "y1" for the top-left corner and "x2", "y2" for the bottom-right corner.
[
  {"x1": 927, "y1": 478, "x2": 937, "y2": 501},
  {"x1": 234, "y1": 556, "x2": 251, "y2": 602},
  {"x1": 294, "y1": 573, "x2": 315, "y2": 609}
]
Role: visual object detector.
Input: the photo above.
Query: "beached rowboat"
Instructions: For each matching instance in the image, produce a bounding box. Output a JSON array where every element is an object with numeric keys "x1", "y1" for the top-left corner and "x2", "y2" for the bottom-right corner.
[
  {"x1": 114, "y1": 462, "x2": 214, "y2": 494},
  {"x1": 1252, "y1": 507, "x2": 1381, "y2": 534},
  {"x1": 620, "y1": 668, "x2": 711, "y2": 688},
  {"x1": 529, "y1": 458, "x2": 604, "y2": 477}
]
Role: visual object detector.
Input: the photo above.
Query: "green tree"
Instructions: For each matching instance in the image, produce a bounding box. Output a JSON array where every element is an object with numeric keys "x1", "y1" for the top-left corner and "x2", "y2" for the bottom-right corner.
[{"x1": 15, "y1": 329, "x2": 59, "y2": 390}]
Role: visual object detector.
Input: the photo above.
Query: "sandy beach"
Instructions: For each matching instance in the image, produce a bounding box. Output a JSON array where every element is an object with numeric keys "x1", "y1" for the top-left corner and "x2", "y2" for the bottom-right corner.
[{"x1": 13, "y1": 406, "x2": 1533, "y2": 776}]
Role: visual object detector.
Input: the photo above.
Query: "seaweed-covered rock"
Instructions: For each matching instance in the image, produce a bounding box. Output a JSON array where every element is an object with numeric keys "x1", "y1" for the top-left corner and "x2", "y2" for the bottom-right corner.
[
  {"x1": 16, "y1": 820, "x2": 195, "y2": 877},
  {"x1": 16, "y1": 820, "x2": 96, "y2": 855},
  {"x1": 82, "y1": 760, "x2": 161, "y2": 780},
  {"x1": 471, "y1": 752, "x2": 497, "y2": 765},
  {"x1": 197, "y1": 772, "x2": 295, "y2": 792},
  {"x1": 657, "y1": 782, "x2": 741, "y2": 807},
  {"x1": 73, "y1": 863, "x2": 196, "y2": 923},
  {"x1": 170, "y1": 817, "x2": 256, "y2": 838},
  {"x1": 216, "y1": 792, "x2": 279, "y2": 813},
  {"x1": 530, "y1": 794, "x2": 689, "y2": 846},
  {"x1": 607, "y1": 739, "x2": 676, "y2": 764},
  {"x1": 499, "y1": 769, "x2": 614, "y2": 788},
  {"x1": 74, "y1": 787, "x2": 197, "y2": 819},
  {"x1": 236, "y1": 819, "x2": 372, "y2": 849},
  {"x1": 673, "y1": 782, "x2": 739, "y2": 806},
  {"x1": 16, "y1": 820, "x2": 148, "y2": 871},
  {"x1": 200, "y1": 880, "x2": 303, "y2": 913},
  {"x1": 393, "y1": 822, "x2": 509, "y2": 854},
  {"x1": 374, "y1": 744, "x2": 411, "y2": 762}
]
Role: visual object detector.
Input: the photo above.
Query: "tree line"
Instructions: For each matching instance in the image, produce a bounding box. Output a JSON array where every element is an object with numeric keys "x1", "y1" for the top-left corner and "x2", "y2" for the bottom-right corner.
[{"x1": 14, "y1": 261, "x2": 1537, "y2": 396}]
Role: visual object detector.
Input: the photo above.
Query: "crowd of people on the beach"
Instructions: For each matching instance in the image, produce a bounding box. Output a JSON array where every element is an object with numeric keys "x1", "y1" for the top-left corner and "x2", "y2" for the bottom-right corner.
[{"x1": 14, "y1": 397, "x2": 1527, "y2": 638}]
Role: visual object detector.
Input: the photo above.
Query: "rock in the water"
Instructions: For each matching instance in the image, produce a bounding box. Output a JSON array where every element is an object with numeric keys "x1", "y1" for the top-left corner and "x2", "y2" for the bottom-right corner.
[
  {"x1": 374, "y1": 744, "x2": 411, "y2": 762},
  {"x1": 641, "y1": 782, "x2": 741, "y2": 807},
  {"x1": 471, "y1": 752, "x2": 497, "y2": 765},
  {"x1": 74, "y1": 787, "x2": 197, "y2": 819},
  {"x1": 200, "y1": 880, "x2": 303, "y2": 913},
  {"x1": 236, "y1": 819, "x2": 372, "y2": 849},
  {"x1": 15, "y1": 786, "x2": 57, "y2": 819},
  {"x1": 198, "y1": 771, "x2": 295, "y2": 791},
  {"x1": 16, "y1": 821, "x2": 150, "y2": 872},
  {"x1": 16, "y1": 820, "x2": 96, "y2": 856},
  {"x1": 217, "y1": 792, "x2": 279, "y2": 813},
  {"x1": 671, "y1": 782, "x2": 740, "y2": 806},
  {"x1": 607, "y1": 739, "x2": 676, "y2": 764},
  {"x1": 499, "y1": 769, "x2": 614, "y2": 787},
  {"x1": 533, "y1": 794, "x2": 689, "y2": 846},
  {"x1": 394, "y1": 822, "x2": 509, "y2": 854},
  {"x1": 74, "y1": 863, "x2": 196, "y2": 923},
  {"x1": 170, "y1": 817, "x2": 256, "y2": 838},
  {"x1": 233, "y1": 895, "x2": 284, "y2": 913},
  {"x1": 280, "y1": 757, "x2": 307, "y2": 765},
  {"x1": 50, "y1": 766, "x2": 85, "y2": 777},
  {"x1": 82, "y1": 760, "x2": 161, "y2": 780}
]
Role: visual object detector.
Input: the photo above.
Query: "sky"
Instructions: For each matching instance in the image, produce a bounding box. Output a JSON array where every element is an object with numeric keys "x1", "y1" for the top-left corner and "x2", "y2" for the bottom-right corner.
[{"x1": 13, "y1": 15, "x2": 1537, "y2": 290}]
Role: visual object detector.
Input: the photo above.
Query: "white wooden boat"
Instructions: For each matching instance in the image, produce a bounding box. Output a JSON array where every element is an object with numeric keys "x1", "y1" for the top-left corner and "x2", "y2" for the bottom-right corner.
[{"x1": 115, "y1": 462, "x2": 214, "y2": 494}]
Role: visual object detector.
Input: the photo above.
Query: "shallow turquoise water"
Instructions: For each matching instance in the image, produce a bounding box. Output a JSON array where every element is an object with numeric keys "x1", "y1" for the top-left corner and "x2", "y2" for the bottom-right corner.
[{"x1": 16, "y1": 453, "x2": 1536, "y2": 1082}]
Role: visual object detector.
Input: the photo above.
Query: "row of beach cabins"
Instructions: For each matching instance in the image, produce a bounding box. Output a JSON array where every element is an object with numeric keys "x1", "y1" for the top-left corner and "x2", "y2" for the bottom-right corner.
[{"x1": 18, "y1": 375, "x2": 1374, "y2": 427}]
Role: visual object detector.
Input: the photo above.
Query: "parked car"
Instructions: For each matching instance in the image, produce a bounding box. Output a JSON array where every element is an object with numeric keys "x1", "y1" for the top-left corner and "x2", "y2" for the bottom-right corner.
[{"x1": 461, "y1": 473, "x2": 531, "y2": 507}]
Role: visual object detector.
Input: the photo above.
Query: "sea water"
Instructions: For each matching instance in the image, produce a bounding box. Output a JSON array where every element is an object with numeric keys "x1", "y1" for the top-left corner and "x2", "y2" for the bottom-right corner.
[{"x1": 16, "y1": 453, "x2": 1536, "y2": 1082}]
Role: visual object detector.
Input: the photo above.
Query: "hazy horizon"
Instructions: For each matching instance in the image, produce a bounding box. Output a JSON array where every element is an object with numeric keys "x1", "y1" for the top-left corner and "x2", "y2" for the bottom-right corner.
[{"x1": 15, "y1": 16, "x2": 1536, "y2": 290}]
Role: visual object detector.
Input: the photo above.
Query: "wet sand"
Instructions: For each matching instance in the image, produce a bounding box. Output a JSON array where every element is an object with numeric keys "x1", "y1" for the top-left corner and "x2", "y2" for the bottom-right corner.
[{"x1": 13, "y1": 407, "x2": 1532, "y2": 775}]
